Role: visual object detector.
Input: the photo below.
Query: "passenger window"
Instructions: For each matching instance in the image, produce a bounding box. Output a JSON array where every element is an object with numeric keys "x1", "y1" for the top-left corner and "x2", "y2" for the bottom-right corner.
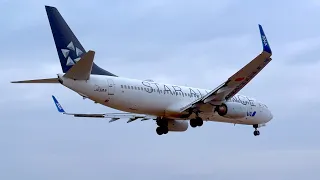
[
  {"x1": 131, "y1": 86, "x2": 134, "y2": 89},
  {"x1": 124, "y1": 85, "x2": 127, "y2": 89},
  {"x1": 134, "y1": 87, "x2": 137, "y2": 90},
  {"x1": 121, "y1": 85, "x2": 123, "y2": 88},
  {"x1": 138, "y1": 87, "x2": 140, "y2": 90}
]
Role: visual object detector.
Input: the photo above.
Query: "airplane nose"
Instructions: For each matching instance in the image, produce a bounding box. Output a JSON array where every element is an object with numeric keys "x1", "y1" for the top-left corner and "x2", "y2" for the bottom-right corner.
[{"x1": 269, "y1": 111, "x2": 273, "y2": 119}]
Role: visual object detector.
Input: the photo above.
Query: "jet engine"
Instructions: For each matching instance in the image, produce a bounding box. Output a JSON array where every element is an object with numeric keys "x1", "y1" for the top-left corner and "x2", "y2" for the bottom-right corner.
[
  {"x1": 215, "y1": 102, "x2": 247, "y2": 119},
  {"x1": 156, "y1": 119, "x2": 188, "y2": 135},
  {"x1": 167, "y1": 119, "x2": 188, "y2": 131}
]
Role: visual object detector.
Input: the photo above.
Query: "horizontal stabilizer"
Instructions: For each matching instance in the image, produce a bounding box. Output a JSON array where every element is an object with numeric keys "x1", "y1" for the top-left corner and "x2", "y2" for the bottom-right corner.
[
  {"x1": 63, "y1": 50, "x2": 95, "y2": 80},
  {"x1": 11, "y1": 78, "x2": 59, "y2": 83}
]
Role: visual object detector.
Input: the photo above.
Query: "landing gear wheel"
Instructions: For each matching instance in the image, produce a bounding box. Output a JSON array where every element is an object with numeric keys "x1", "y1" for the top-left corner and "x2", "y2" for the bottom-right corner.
[
  {"x1": 156, "y1": 126, "x2": 168, "y2": 135},
  {"x1": 190, "y1": 119, "x2": 198, "y2": 128},
  {"x1": 196, "y1": 117, "x2": 203, "y2": 126},
  {"x1": 162, "y1": 126, "x2": 169, "y2": 134},
  {"x1": 156, "y1": 127, "x2": 163, "y2": 135},
  {"x1": 253, "y1": 130, "x2": 260, "y2": 136},
  {"x1": 190, "y1": 117, "x2": 203, "y2": 127}
]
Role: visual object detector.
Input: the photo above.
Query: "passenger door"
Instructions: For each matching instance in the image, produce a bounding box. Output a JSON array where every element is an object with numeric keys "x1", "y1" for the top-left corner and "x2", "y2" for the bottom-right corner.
[{"x1": 107, "y1": 79, "x2": 115, "y2": 95}]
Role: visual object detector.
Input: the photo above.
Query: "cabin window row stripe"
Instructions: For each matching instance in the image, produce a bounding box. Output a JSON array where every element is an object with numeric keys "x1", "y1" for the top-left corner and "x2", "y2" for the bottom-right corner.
[{"x1": 120, "y1": 84, "x2": 200, "y2": 98}]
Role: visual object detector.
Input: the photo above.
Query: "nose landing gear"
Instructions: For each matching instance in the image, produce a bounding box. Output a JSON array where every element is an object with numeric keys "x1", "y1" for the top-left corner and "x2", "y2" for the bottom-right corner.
[{"x1": 253, "y1": 124, "x2": 260, "y2": 136}]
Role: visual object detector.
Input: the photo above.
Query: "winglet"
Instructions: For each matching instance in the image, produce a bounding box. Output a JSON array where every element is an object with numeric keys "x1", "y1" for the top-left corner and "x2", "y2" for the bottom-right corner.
[
  {"x1": 258, "y1": 24, "x2": 272, "y2": 55},
  {"x1": 52, "y1": 95, "x2": 65, "y2": 113}
]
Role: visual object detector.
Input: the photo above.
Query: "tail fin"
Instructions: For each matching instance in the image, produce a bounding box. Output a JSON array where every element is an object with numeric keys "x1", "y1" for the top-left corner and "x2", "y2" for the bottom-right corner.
[{"x1": 45, "y1": 5, "x2": 117, "y2": 76}]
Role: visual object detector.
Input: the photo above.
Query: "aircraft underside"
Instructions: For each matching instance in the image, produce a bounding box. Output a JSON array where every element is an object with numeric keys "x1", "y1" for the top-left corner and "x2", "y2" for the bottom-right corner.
[{"x1": 154, "y1": 117, "x2": 263, "y2": 136}]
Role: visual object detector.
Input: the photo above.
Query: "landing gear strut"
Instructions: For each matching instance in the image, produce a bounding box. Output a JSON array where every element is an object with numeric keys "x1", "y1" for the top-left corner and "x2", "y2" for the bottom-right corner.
[
  {"x1": 190, "y1": 117, "x2": 203, "y2": 128},
  {"x1": 253, "y1": 124, "x2": 260, "y2": 136},
  {"x1": 156, "y1": 119, "x2": 168, "y2": 135}
]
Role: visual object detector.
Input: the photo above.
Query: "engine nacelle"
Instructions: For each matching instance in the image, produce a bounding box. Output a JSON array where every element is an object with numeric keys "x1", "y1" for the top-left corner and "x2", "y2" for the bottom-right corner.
[
  {"x1": 215, "y1": 102, "x2": 247, "y2": 119},
  {"x1": 167, "y1": 120, "x2": 188, "y2": 132}
]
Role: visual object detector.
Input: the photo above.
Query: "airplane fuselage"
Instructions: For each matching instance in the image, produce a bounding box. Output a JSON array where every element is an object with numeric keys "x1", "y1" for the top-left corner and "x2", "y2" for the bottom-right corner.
[
  {"x1": 58, "y1": 74, "x2": 273, "y2": 125},
  {"x1": 11, "y1": 6, "x2": 274, "y2": 136}
]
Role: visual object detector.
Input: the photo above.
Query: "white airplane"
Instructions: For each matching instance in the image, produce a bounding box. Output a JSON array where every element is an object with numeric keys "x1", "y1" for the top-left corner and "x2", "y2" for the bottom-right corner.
[{"x1": 12, "y1": 6, "x2": 273, "y2": 136}]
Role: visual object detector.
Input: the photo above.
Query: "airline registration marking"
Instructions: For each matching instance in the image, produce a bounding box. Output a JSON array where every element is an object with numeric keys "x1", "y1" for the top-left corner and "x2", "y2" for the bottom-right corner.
[{"x1": 94, "y1": 85, "x2": 107, "y2": 92}]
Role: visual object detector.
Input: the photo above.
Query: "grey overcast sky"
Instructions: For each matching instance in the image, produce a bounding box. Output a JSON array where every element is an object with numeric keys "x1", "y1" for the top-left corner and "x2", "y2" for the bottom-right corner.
[{"x1": 1, "y1": 0, "x2": 320, "y2": 179}]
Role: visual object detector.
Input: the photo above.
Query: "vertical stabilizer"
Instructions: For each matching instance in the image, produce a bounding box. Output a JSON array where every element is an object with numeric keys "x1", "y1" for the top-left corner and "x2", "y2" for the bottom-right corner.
[{"x1": 45, "y1": 5, "x2": 117, "y2": 76}]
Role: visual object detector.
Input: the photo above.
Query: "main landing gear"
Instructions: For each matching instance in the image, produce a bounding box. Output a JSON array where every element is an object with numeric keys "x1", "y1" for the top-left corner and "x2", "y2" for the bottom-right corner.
[
  {"x1": 156, "y1": 119, "x2": 168, "y2": 135},
  {"x1": 253, "y1": 124, "x2": 260, "y2": 136},
  {"x1": 190, "y1": 117, "x2": 203, "y2": 128}
]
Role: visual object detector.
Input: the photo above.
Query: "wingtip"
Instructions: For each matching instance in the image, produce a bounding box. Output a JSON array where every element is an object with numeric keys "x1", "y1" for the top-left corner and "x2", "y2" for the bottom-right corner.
[
  {"x1": 258, "y1": 24, "x2": 272, "y2": 55},
  {"x1": 52, "y1": 95, "x2": 65, "y2": 113}
]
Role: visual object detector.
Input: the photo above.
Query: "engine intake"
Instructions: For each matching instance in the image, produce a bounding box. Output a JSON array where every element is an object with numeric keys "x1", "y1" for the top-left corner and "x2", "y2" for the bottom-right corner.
[{"x1": 215, "y1": 102, "x2": 247, "y2": 119}]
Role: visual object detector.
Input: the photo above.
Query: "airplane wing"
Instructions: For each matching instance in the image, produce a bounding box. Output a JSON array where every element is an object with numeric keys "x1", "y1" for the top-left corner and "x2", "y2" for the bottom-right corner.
[
  {"x1": 52, "y1": 95, "x2": 157, "y2": 123},
  {"x1": 179, "y1": 24, "x2": 272, "y2": 114}
]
